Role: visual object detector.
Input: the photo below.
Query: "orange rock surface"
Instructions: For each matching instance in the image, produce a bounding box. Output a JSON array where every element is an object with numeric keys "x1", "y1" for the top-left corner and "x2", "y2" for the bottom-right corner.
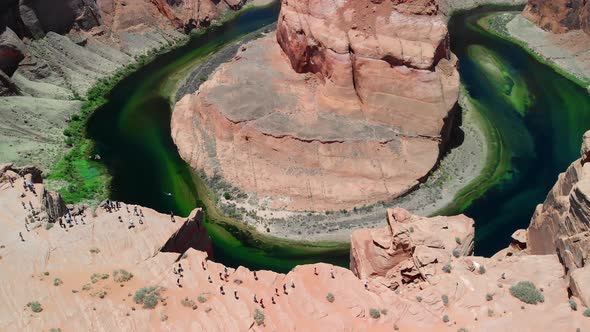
[{"x1": 172, "y1": 0, "x2": 460, "y2": 212}]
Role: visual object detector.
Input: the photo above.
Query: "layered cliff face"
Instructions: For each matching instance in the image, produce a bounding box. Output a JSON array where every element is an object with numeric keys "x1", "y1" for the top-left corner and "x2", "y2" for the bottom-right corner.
[
  {"x1": 172, "y1": 0, "x2": 460, "y2": 213},
  {"x1": 523, "y1": 0, "x2": 590, "y2": 34},
  {"x1": 525, "y1": 130, "x2": 590, "y2": 305}
]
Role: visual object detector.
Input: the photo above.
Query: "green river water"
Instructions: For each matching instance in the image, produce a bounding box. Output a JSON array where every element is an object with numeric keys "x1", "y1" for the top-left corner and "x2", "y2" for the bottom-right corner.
[{"x1": 86, "y1": 4, "x2": 590, "y2": 271}]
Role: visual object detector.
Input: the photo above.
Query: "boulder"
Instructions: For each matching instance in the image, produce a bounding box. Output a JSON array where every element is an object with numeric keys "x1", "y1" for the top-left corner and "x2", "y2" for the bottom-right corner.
[
  {"x1": 40, "y1": 189, "x2": 68, "y2": 221},
  {"x1": 0, "y1": 27, "x2": 26, "y2": 76}
]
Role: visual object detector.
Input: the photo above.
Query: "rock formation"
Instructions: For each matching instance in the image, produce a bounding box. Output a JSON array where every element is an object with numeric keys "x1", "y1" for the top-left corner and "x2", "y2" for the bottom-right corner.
[
  {"x1": 350, "y1": 207, "x2": 474, "y2": 288},
  {"x1": 523, "y1": 0, "x2": 590, "y2": 34},
  {"x1": 526, "y1": 130, "x2": 590, "y2": 305},
  {"x1": 1, "y1": 166, "x2": 589, "y2": 331},
  {"x1": 172, "y1": 0, "x2": 460, "y2": 213}
]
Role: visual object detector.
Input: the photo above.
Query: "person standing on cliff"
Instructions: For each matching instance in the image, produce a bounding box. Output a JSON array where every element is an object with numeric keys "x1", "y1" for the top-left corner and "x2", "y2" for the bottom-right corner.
[
  {"x1": 330, "y1": 268, "x2": 335, "y2": 279},
  {"x1": 19, "y1": 232, "x2": 24, "y2": 242},
  {"x1": 170, "y1": 212, "x2": 175, "y2": 223}
]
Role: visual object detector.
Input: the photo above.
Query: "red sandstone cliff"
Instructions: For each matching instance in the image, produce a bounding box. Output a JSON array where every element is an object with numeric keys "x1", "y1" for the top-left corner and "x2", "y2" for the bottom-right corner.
[
  {"x1": 172, "y1": 0, "x2": 460, "y2": 213},
  {"x1": 523, "y1": 0, "x2": 590, "y2": 34}
]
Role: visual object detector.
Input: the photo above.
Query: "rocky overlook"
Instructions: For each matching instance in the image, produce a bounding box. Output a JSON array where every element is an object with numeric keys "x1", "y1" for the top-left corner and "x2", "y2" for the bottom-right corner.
[
  {"x1": 1, "y1": 161, "x2": 589, "y2": 331},
  {"x1": 172, "y1": 0, "x2": 460, "y2": 212}
]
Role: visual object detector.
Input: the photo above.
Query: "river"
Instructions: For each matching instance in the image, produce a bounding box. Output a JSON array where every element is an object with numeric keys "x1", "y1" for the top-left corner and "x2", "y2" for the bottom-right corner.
[{"x1": 86, "y1": 4, "x2": 590, "y2": 271}]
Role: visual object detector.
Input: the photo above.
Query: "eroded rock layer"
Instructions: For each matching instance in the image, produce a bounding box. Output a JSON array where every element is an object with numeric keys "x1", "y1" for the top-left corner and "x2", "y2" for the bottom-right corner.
[
  {"x1": 523, "y1": 0, "x2": 590, "y2": 34},
  {"x1": 172, "y1": 0, "x2": 460, "y2": 212}
]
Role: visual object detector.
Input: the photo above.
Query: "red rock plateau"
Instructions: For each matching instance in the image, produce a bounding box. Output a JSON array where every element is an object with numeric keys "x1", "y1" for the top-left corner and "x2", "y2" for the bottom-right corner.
[
  {"x1": 172, "y1": 0, "x2": 460, "y2": 212},
  {"x1": 523, "y1": 0, "x2": 590, "y2": 34},
  {"x1": 2, "y1": 150, "x2": 590, "y2": 330}
]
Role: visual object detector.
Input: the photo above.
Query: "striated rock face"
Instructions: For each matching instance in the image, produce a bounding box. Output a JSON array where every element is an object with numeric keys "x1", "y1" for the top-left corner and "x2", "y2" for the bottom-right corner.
[
  {"x1": 350, "y1": 207, "x2": 474, "y2": 288},
  {"x1": 523, "y1": 0, "x2": 590, "y2": 34},
  {"x1": 172, "y1": 0, "x2": 459, "y2": 212},
  {"x1": 527, "y1": 130, "x2": 590, "y2": 304}
]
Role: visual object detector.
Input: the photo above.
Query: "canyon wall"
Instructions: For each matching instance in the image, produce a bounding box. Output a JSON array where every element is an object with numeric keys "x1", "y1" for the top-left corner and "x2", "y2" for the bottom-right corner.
[
  {"x1": 523, "y1": 0, "x2": 590, "y2": 34},
  {"x1": 526, "y1": 130, "x2": 590, "y2": 305},
  {"x1": 172, "y1": 0, "x2": 460, "y2": 213}
]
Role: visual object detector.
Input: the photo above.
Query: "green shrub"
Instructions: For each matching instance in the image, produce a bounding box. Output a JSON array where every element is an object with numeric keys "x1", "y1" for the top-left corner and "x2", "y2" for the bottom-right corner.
[
  {"x1": 326, "y1": 293, "x2": 335, "y2": 303},
  {"x1": 223, "y1": 192, "x2": 231, "y2": 200},
  {"x1": 486, "y1": 293, "x2": 493, "y2": 301},
  {"x1": 254, "y1": 308, "x2": 265, "y2": 326},
  {"x1": 441, "y1": 294, "x2": 449, "y2": 305},
  {"x1": 569, "y1": 298, "x2": 577, "y2": 311},
  {"x1": 134, "y1": 286, "x2": 161, "y2": 309},
  {"x1": 509, "y1": 281, "x2": 544, "y2": 304},
  {"x1": 416, "y1": 296, "x2": 423, "y2": 302},
  {"x1": 369, "y1": 308, "x2": 381, "y2": 319},
  {"x1": 181, "y1": 297, "x2": 197, "y2": 309},
  {"x1": 442, "y1": 314, "x2": 449, "y2": 323},
  {"x1": 90, "y1": 273, "x2": 109, "y2": 283},
  {"x1": 583, "y1": 309, "x2": 590, "y2": 317},
  {"x1": 479, "y1": 265, "x2": 486, "y2": 274},
  {"x1": 455, "y1": 237, "x2": 461, "y2": 244},
  {"x1": 452, "y1": 249, "x2": 461, "y2": 258},
  {"x1": 53, "y1": 278, "x2": 63, "y2": 286},
  {"x1": 113, "y1": 269, "x2": 133, "y2": 283},
  {"x1": 28, "y1": 301, "x2": 43, "y2": 313},
  {"x1": 442, "y1": 263, "x2": 452, "y2": 273},
  {"x1": 198, "y1": 294, "x2": 208, "y2": 303}
]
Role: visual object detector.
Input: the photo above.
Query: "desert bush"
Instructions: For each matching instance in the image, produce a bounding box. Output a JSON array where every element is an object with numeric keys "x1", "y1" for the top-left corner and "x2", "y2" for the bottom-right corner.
[
  {"x1": 181, "y1": 297, "x2": 197, "y2": 309},
  {"x1": 134, "y1": 286, "x2": 161, "y2": 309},
  {"x1": 455, "y1": 237, "x2": 462, "y2": 244},
  {"x1": 479, "y1": 265, "x2": 486, "y2": 274},
  {"x1": 326, "y1": 293, "x2": 335, "y2": 303},
  {"x1": 442, "y1": 314, "x2": 449, "y2": 323},
  {"x1": 442, "y1": 263, "x2": 452, "y2": 273},
  {"x1": 369, "y1": 308, "x2": 381, "y2": 319},
  {"x1": 113, "y1": 269, "x2": 133, "y2": 283},
  {"x1": 486, "y1": 293, "x2": 493, "y2": 301},
  {"x1": 53, "y1": 278, "x2": 63, "y2": 286},
  {"x1": 487, "y1": 308, "x2": 494, "y2": 317},
  {"x1": 198, "y1": 294, "x2": 208, "y2": 303},
  {"x1": 89, "y1": 247, "x2": 100, "y2": 254},
  {"x1": 90, "y1": 273, "x2": 109, "y2": 283},
  {"x1": 569, "y1": 298, "x2": 578, "y2": 311},
  {"x1": 509, "y1": 281, "x2": 544, "y2": 304},
  {"x1": 254, "y1": 308, "x2": 265, "y2": 325},
  {"x1": 442, "y1": 294, "x2": 449, "y2": 305},
  {"x1": 28, "y1": 301, "x2": 43, "y2": 313},
  {"x1": 452, "y1": 249, "x2": 461, "y2": 258},
  {"x1": 583, "y1": 309, "x2": 590, "y2": 317},
  {"x1": 45, "y1": 222, "x2": 54, "y2": 230},
  {"x1": 416, "y1": 296, "x2": 423, "y2": 302}
]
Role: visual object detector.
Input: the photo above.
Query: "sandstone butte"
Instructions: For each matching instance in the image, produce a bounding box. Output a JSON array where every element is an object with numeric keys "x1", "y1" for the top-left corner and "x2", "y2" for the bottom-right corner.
[
  {"x1": 2, "y1": 132, "x2": 590, "y2": 331},
  {"x1": 171, "y1": 0, "x2": 460, "y2": 212}
]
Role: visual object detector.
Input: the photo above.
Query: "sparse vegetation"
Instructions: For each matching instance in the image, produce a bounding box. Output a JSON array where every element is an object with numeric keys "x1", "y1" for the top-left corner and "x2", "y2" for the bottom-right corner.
[
  {"x1": 416, "y1": 296, "x2": 423, "y2": 302},
  {"x1": 583, "y1": 309, "x2": 590, "y2": 317},
  {"x1": 487, "y1": 308, "x2": 494, "y2": 317},
  {"x1": 569, "y1": 298, "x2": 578, "y2": 311},
  {"x1": 89, "y1": 247, "x2": 100, "y2": 254},
  {"x1": 90, "y1": 273, "x2": 109, "y2": 283},
  {"x1": 254, "y1": 308, "x2": 265, "y2": 326},
  {"x1": 479, "y1": 265, "x2": 486, "y2": 274},
  {"x1": 223, "y1": 192, "x2": 231, "y2": 200},
  {"x1": 181, "y1": 297, "x2": 198, "y2": 310},
  {"x1": 455, "y1": 237, "x2": 461, "y2": 244},
  {"x1": 326, "y1": 293, "x2": 335, "y2": 303},
  {"x1": 409, "y1": 226, "x2": 414, "y2": 233},
  {"x1": 44, "y1": 272, "x2": 50, "y2": 276},
  {"x1": 82, "y1": 283, "x2": 92, "y2": 291},
  {"x1": 45, "y1": 222, "x2": 54, "y2": 230},
  {"x1": 509, "y1": 281, "x2": 544, "y2": 304},
  {"x1": 369, "y1": 308, "x2": 381, "y2": 319},
  {"x1": 28, "y1": 301, "x2": 43, "y2": 313},
  {"x1": 442, "y1": 263, "x2": 452, "y2": 273},
  {"x1": 113, "y1": 269, "x2": 133, "y2": 283},
  {"x1": 486, "y1": 293, "x2": 493, "y2": 301},
  {"x1": 53, "y1": 278, "x2": 63, "y2": 286},
  {"x1": 134, "y1": 286, "x2": 162, "y2": 309},
  {"x1": 452, "y1": 249, "x2": 461, "y2": 258},
  {"x1": 198, "y1": 294, "x2": 208, "y2": 303},
  {"x1": 442, "y1": 314, "x2": 450, "y2": 323},
  {"x1": 50, "y1": 329, "x2": 62, "y2": 332},
  {"x1": 457, "y1": 328, "x2": 469, "y2": 332},
  {"x1": 442, "y1": 294, "x2": 449, "y2": 305}
]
